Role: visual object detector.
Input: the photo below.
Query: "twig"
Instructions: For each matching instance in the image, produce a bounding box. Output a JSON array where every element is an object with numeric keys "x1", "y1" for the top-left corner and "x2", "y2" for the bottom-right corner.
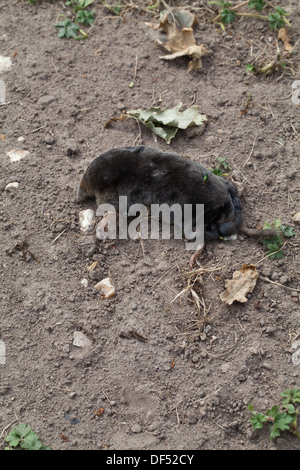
[
  {"x1": 131, "y1": 116, "x2": 142, "y2": 146},
  {"x1": 259, "y1": 275, "x2": 300, "y2": 292},
  {"x1": 32, "y1": 125, "x2": 47, "y2": 133},
  {"x1": 51, "y1": 228, "x2": 67, "y2": 245},
  {"x1": 0, "y1": 419, "x2": 18, "y2": 440},
  {"x1": 256, "y1": 241, "x2": 287, "y2": 265},
  {"x1": 244, "y1": 125, "x2": 270, "y2": 166},
  {"x1": 52, "y1": 386, "x2": 73, "y2": 393},
  {"x1": 133, "y1": 54, "x2": 138, "y2": 81},
  {"x1": 102, "y1": 389, "x2": 115, "y2": 406},
  {"x1": 190, "y1": 387, "x2": 223, "y2": 406}
]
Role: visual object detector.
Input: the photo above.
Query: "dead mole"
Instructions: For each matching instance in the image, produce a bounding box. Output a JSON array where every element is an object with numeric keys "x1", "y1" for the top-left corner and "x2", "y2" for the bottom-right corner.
[{"x1": 78, "y1": 145, "x2": 275, "y2": 267}]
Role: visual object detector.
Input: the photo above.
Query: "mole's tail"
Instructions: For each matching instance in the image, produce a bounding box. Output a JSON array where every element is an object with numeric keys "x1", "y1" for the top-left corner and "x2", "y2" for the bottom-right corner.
[{"x1": 240, "y1": 226, "x2": 277, "y2": 238}]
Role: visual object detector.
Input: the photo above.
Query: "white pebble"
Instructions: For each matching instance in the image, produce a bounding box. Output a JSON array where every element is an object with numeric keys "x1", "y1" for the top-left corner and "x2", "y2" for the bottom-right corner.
[
  {"x1": 79, "y1": 209, "x2": 95, "y2": 232},
  {"x1": 0, "y1": 79, "x2": 6, "y2": 104},
  {"x1": 292, "y1": 212, "x2": 300, "y2": 224},
  {"x1": 73, "y1": 331, "x2": 92, "y2": 349},
  {"x1": 94, "y1": 277, "x2": 116, "y2": 298},
  {"x1": 0, "y1": 340, "x2": 6, "y2": 365},
  {"x1": 7, "y1": 149, "x2": 30, "y2": 163},
  {"x1": 5, "y1": 182, "x2": 19, "y2": 191},
  {"x1": 292, "y1": 340, "x2": 300, "y2": 365},
  {"x1": 0, "y1": 55, "x2": 12, "y2": 74},
  {"x1": 81, "y1": 278, "x2": 88, "y2": 288}
]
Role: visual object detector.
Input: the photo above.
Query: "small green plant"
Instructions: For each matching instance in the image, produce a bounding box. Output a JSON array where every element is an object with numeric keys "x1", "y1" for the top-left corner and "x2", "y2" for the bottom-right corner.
[
  {"x1": 209, "y1": 156, "x2": 231, "y2": 176},
  {"x1": 268, "y1": 6, "x2": 289, "y2": 30},
  {"x1": 55, "y1": 19, "x2": 87, "y2": 39},
  {"x1": 102, "y1": 2, "x2": 124, "y2": 15},
  {"x1": 246, "y1": 52, "x2": 288, "y2": 75},
  {"x1": 246, "y1": 63, "x2": 256, "y2": 73},
  {"x1": 248, "y1": 0, "x2": 265, "y2": 11},
  {"x1": 262, "y1": 219, "x2": 295, "y2": 259},
  {"x1": 66, "y1": 0, "x2": 94, "y2": 10},
  {"x1": 209, "y1": 0, "x2": 290, "y2": 31},
  {"x1": 5, "y1": 423, "x2": 51, "y2": 450},
  {"x1": 248, "y1": 389, "x2": 300, "y2": 441},
  {"x1": 56, "y1": 0, "x2": 95, "y2": 39},
  {"x1": 76, "y1": 10, "x2": 95, "y2": 26}
]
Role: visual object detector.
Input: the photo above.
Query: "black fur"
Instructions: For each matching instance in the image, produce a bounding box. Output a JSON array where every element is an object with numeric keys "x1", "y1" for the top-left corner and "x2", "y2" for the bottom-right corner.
[{"x1": 78, "y1": 146, "x2": 243, "y2": 240}]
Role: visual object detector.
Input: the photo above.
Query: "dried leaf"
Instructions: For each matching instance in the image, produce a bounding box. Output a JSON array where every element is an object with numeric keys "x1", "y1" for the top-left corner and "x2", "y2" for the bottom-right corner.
[
  {"x1": 146, "y1": 9, "x2": 209, "y2": 71},
  {"x1": 278, "y1": 28, "x2": 293, "y2": 52},
  {"x1": 160, "y1": 44, "x2": 210, "y2": 72},
  {"x1": 220, "y1": 264, "x2": 259, "y2": 305},
  {"x1": 127, "y1": 102, "x2": 207, "y2": 144}
]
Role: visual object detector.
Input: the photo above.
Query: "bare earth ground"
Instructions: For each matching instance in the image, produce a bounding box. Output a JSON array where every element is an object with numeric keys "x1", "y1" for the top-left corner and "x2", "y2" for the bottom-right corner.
[{"x1": 0, "y1": 0, "x2": 299, "y2": 451}]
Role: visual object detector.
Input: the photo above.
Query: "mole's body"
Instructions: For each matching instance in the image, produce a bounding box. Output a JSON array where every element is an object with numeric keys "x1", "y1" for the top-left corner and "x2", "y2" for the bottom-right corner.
[{"x1": 78, "y1": 146, "x2": 274, "y2": 266}]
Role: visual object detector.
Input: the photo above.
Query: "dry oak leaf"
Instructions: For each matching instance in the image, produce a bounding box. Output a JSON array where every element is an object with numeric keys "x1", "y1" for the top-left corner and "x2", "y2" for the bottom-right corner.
[
  {"x1": 278, "y1": 28, "x2": 293, "y2": 52},
  {"x1": 220, "y1": 264, "x2": 259, "y2": 305},
  {"x1": 146, "y1": 9, "x2": 209, "y2": 71}
]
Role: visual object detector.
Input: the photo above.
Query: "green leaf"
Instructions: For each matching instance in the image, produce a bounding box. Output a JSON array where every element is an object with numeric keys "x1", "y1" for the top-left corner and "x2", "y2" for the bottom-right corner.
[
  {"x1": 283, "y1": 403, "x2": 296, "y2": 415},
  {"x1": 221, "y1": 8, "x2": 236, "y2": 24},
  {"x1": 127, "y1": 103, "x2": 207, "y2": 144},
  {"x1": 5, "y1": 423, "x2": 52, "y2": 450},
  {"x1": 14, "y1": 423, "x2": 32, "y2": 438},
  {"x1": 275, "y1": 6, "x2": 288, "y2": 17},
  {"x1": 20, "y1": 432, "x2": 43, "y2": 450},
  {"x1": 103, "y1": 2, "x2": 123, "y2": 15},
  {"x1": 268, "y1": 12, "x2": 285, "y2": 30},
  {"x1": 249, "y1": 413, "x2": 268, "y2": 430},
  {"x1": 281, "y1": 388, "x2": 300, "y2": 405},
  {"x1": 269, "y1": 412, "x2": 294, "y2": 440},
  {"x1": 55, "y1": 19, "x2": 83, "y2": 39},
  {"x1": 76, "y1": 10, "x2": 95, "y2": 26},
  {"x1": 74, "y1": 0, "x2": 94, "y2": 10},
  {"x1": 246, "y1": 64, "x2": 255, "y2": 73},
  {"x1": 144, "y1": 120, "x2": 178, "y2": 145},
  {"x1": 248, "y1": 0, "x2": 265, "y2": 12},
  {"x1": 5, "y1": 432, "x2": 21, "y2": 448},
  {"x1": 266, "y1": 405, "x2": 279, "y2": 419},
  {"x1": 281, "y1": 225, "x2": 295, "y2": 238}
]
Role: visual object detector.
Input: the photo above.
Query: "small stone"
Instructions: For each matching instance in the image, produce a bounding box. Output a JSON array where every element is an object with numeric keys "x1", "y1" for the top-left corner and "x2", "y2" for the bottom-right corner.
[
  {"x1": 131, "y1": 424, "x2": 142, "y2": 433},
  {"x1": 81, "y1": 278, "x2": 88, "y2": 288},
  {"x1": 78, "y1": 234, "x2": 96, "y2": 257},
  {"x1": 292, "y1": 212, "x2": 300, "y2": 224},
  {"x1": 220, "y1": 363, "x2": 231, "y2": 373},
  {"x1": 37, "y1": 95, "x2": 57, "y2": 108},
  {"x1": 4, "y1": 182, "x2": 19, "y2": 191},
  {"x1": 292, "y1": 340, "x2": 300, "y2": 365},
  {"x1": 79, "y1": 209, "x2": 95, "y2": 233},
  {"x1": 94, "y1": 277, "x2": 116, "y2": 299},
  {"x1": 44, "y1": 135, "x2": 56, "y2": 145},
  {"x1": 0, "y1": 340, "x2": 6, "y2": 365},
  {"x1": 73, "y1": 331, "x2": 92, "y2": 349},
  {"x1": 88, "y1": 267, "x2": 104, "y2": 281},
  {"x1": 7, "y1": 149, "x2": 30, "y2": 163},
  {"x1": 0, "y1": 55, "x2": 12, "y2": 73},
  {"x1": 0, "y1": 79, "x2": 6, "y2": 104}
]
